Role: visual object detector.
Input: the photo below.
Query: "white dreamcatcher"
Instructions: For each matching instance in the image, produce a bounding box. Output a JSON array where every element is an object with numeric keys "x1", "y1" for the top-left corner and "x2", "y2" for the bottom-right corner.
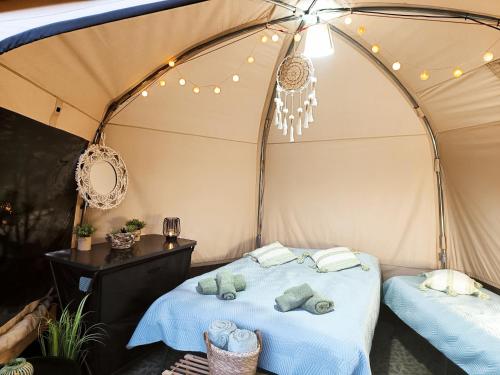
[{"x1": 274, "y1": 54, "x2": 318, "y2": 142}]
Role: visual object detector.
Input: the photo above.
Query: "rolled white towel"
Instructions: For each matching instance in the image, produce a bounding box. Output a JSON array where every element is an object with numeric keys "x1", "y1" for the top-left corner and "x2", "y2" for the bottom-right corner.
[
  {"x1": 227, "y1": 329, "x2": 258, "y2": 353},
  {"x1": 208, "y1": 320, "x2": 237, "y2": 349}
]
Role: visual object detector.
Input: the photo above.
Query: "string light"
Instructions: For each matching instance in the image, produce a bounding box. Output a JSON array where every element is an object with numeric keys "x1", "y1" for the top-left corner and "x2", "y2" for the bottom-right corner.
[
  {"x1": 344, "y1": 16, "x2": 352, "y2": 25},
  {"x1": 168, "y1": 60, "x2": 175, "y2": 67},
  {"x1": 261, "y1": 35, "x2": 268, "y2": 43},
  {"x1": 159, "y1": 80, "x2": 166, "y2": 87},
  {"x1": 232, "y1": 74, "x2": 240, "y2": 82},
  {"x1": 179, "y1": 78, "x2": 186, "y2": 86},
  {"x1": 141, "y1": 90, "x2": 148, "y2": 97},
  {"x1": 247, "y1": 56, "x2": 255, "y2": 63},
  {"x1": 214, "y1": 87, "x2": 221, "y2": 94},
  {"x1": 271, "y1": 34, "x2": 279, "y2": 42},
  {"x1": 483, "y1": 51, "x2": 494, "y2": 62},
  {"x1": 392, "y1": 61, "x2": 401, "y2": 71},
  {"x1": 371, "y1": 44, "x2": 380, "y2": 53},
  {"x1": 294, "y1": 33, "x2": 302, "y2": 42},
  {"x1": 420, "y1": 70, "x2": 430, "y2": 81},
  {"x1": 357, "y1": 26, "x2": 365, "y2": 36},
  {"x1": 453, "y1": 68, "x2": 463, "y2": 78},
  {"x1": 193, "y1": 87, "x2": 200, "y2": 94}
]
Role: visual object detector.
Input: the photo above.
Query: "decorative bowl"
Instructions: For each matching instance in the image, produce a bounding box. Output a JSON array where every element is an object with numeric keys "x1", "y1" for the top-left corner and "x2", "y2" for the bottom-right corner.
[{"x1": 106, "y1": 232, "x2": 135, "y2": 250}]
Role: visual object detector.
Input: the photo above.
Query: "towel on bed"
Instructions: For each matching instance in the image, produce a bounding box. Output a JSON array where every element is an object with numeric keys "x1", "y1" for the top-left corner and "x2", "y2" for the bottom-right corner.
[
  {"x1": 302, "y1": 294, "x2": 335, "y2": 314},
  {"x1": 216, "y1": 270, "x2": 237, "y2": 300},
  {"x1": 228, "y1": 329, "x2": 258, "y2": 353},
  {"x1": 275, "y1": 283, "x2": 314, "y2": 312},
  {"x1": 197, "y1": 274, "x2": 246, "y2": 295},
  {"x1": 208, "y1": 320, "x2": 237, "y2": 349}
]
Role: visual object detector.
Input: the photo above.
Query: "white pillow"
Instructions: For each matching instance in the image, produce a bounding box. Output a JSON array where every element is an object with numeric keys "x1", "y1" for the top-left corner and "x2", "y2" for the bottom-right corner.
[
  {"x1": 310, "y1": 247, "x2": 368, "y2": 272},
  {"x1": 246, "y1": 241, "x2": 297, "y2": 267},
  {"x1": 420, "y1": 269, "x2": 489, "y2": 299}
]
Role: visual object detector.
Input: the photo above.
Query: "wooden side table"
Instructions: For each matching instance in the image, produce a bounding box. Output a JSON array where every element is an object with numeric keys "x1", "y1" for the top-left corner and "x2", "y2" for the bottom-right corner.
[{"x1": 45, "y1": 235, "x2": 196, "y2": 375}]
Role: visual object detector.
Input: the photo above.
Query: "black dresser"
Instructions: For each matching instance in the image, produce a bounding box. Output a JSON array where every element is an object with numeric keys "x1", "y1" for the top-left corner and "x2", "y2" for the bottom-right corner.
[{"x1": 45, "y1": 235, "x2": 196, "y2": 375}]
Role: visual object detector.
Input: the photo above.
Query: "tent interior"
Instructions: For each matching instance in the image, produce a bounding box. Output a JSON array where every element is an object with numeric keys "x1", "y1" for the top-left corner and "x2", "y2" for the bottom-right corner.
[{"x1": 1, "y1": 1, "x2": 499, "y2": 374}]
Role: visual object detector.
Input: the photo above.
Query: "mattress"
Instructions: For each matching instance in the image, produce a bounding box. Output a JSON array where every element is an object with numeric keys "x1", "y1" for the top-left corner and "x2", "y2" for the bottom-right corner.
[
  {"x1": 383, "y1": 275, "x2": 500, "y2": 375},
  {"x1": 128, "y1": 249, "x2": 381, "y2": 375}
]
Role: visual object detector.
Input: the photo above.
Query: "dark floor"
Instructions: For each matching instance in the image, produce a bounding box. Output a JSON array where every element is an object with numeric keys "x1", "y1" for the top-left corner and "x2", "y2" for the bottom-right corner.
[{"x1": 118, "y1": 306, "x2": 466, "y2": 375}]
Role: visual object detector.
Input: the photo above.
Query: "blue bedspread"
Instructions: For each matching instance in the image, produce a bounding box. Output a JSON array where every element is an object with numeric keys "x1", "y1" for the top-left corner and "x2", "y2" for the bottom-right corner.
[
  {"x1": 128, "y1": 249, "x2": 381, "y2": 375},
  {"x1": 384, "y1": 276, "x2": 500, "y2": 375}
]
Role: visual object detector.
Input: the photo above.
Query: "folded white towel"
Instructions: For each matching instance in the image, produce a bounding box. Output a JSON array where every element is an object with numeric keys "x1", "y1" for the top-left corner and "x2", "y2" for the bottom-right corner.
[
  {"x1": 227, "y1": 329, "x2": 258, "y2": 353},
  {"x1": 208, "y1": 320, "x2": 237, "y2": 349}
]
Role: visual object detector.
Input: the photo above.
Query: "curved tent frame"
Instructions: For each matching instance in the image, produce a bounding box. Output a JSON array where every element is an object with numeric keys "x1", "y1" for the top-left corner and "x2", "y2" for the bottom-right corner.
[{"x1": 2, "y1": 1, "x2": 500, "y2": 271}]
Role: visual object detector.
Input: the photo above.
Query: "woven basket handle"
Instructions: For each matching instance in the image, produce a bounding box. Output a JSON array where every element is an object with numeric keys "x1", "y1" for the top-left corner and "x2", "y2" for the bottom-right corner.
[
  {"x1": 204, "y1": 331, "x2": 213, "y2": 356},
  {"x1": 255, "y1": 330, "x2": 263, "y2": 354}
]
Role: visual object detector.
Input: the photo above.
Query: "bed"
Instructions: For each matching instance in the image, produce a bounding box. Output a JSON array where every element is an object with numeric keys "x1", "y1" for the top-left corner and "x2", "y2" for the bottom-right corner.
[
  {"x1": 383, "y1": 275, "x2": 500, "y2": 375},
  {"x1": 128, "y1": 249, "x2": 381, "y2": 375}
]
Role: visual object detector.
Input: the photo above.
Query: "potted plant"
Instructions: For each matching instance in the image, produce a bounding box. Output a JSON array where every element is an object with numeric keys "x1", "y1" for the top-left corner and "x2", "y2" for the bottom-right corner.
[
  {"x1": 37, "y1": 295, "x2": 104, "y2": 374},
  {"x1": 74, "y1": 223, "x2": 96, "y2": 251},
  {"x1": 125, "y1": 219, "x2": 146, "y2": 241}
]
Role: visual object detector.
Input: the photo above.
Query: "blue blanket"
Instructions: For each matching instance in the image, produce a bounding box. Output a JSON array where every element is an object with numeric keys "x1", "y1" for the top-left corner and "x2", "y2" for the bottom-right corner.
[
  {"x1": 128, "y1": 249, "x2": 380, "y2": 375},
  {"x1": 384, "y1": 275, "x2": 500, "y2": 375}
]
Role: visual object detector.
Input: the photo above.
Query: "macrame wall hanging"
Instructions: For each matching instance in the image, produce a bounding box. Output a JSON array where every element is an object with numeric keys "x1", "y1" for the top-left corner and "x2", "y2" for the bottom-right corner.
[{"x1": 274, "y1": 54, "x2": 317, "y2": 142}]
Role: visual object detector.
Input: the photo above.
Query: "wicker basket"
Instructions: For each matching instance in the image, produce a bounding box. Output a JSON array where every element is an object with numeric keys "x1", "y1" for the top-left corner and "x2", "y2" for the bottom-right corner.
[{"x1": 204, "y1": 331, "x2": 262, "y2": 375}]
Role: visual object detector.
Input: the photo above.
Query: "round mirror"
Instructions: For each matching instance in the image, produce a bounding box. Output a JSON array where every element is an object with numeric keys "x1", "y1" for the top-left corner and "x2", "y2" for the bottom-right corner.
[
  {"x1": 76, "y1": 144, "x2": 128, "y2": 210},
  {"x1": 90, "y1": 161, "x2": 117, "y2": 195}
]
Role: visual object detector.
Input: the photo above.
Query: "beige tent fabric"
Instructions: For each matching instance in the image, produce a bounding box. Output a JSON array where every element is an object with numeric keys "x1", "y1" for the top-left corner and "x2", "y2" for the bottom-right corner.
[
  {"x1": 86, "y1": 125, "x2": 258, "y2": 264},
  {"x1": 0, "y1": 64, "x2": 97, "y2": 140},
  {"x1": 264, "y1": 37, "x2": 437, "y2": 268},
  {"x1": 1, "y1": 0, "x2": 500, "y2": 281},
  {"x1": 439, "y1": 124, "x2": 500, "y2": 288}
]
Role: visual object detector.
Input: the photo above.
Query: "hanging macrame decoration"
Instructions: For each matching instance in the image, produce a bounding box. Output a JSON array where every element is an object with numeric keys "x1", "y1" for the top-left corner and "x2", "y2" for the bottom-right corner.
[{"x1": 274, "y1": 54, "x2": 317, "y2": 142}]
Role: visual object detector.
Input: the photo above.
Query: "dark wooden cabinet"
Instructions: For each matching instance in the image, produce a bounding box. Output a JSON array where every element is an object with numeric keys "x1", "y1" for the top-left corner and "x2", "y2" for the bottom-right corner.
[{"x1": 45, "y1": 235, "x2": 196, "y2": 375}]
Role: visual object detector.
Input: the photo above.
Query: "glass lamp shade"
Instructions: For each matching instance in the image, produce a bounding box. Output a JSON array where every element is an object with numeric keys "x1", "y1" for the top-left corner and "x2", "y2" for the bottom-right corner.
[
  {"x1": 304, "y1": 23, "x2": 334, "y2": 58},
  {"x1": 163, "y1": 217, "x2": 181, "y2": 239}
]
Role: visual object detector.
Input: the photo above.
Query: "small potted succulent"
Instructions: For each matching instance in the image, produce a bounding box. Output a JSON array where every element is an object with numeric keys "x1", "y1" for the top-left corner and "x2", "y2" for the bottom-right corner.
[
  {"x1": 125, "y1": 219, "x2": 146, "y2": 241},
  {"x1": 74, "y1": 223, "x2": 96, "y2": 251}
]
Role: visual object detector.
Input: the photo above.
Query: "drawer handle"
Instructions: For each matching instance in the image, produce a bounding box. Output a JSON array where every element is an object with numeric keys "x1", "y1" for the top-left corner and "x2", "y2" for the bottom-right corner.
[{"x1": 147, "y1": 266, "x2": 161, "y2": 274}]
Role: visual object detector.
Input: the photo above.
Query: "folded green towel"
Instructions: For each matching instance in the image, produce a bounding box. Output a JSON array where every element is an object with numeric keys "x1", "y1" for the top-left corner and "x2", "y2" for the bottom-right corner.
[
  {"x1": 197, "y1": 274, "x2": 246, "y2": 295},
  {"x1": 216, "y1": 270, "x2": 237, "y2": 300},
  {"x1": 233, "y1": 274, "x2": 246, "y2": 292},
  {"x1": 275, "y1": 283, "x2": 314, "y2": 312},
  {"x1": 302, "y1": 293, "x2": 334, "y2": 314},
  {"x1": 197, "y1": 278, "x2": 218, "y2": 294}
]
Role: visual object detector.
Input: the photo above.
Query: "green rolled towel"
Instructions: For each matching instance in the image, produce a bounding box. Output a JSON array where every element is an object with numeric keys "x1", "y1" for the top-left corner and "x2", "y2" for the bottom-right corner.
[
  {"x1": 216, "y1": 270, "x2": 237, "y2": 300},
  {"x1": 302, "y1": 293, "x2": 334, "y2": 314},
  {"x1": 233, "y1": 274, "x2": 246, "y2": 292},
  {"x1": 197, "y1": 274, "x2": 246, "y2": 295},
  {"x1": 275, "y1": 283, "x2": 314, "y2": 312},
  {"x1": 197, "y1": 278, "x2": 218, "y2": 294}
]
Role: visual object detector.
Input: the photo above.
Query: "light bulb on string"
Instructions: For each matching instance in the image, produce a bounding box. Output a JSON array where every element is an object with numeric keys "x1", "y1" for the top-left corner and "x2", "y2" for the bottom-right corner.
[
  {"x1": 271, "y1": 34, "x2": 279, "y2": 42},
  {"x1": 179, "y1": 78, "x2": 186, "y2": 86},
  {"x1": 214, "y1": 87, "x2": 221, "y2": 94},
  {"x1": 371, "y1": 44, "x2": 380, "y2": 54},
  {"x1": 294, "y1": 33, "x2": 302, "y2": 42},
  {"x1": 193, "y1": 87, "x2": 200, "y2": 94},
  {"x1": 247, "y1": 56, "x2": 255, "y2": 63},
  {"x1": 453, "y1": 68, "x2": 463, "y2": 78},
  {"x1": 357, "y1": 26, "x2": 365, "y2": 36},
  {"x1": 168, "y1": 60, "x2": 175, "y2": 67},
  {"x1": 420, "y1": 70, "x2": 430, "y2": 81},
  {"x1": 344, "y1": 16, "x2": 352, "y2": 25},
  {"x1": 392, "y1": 61, "x2": 401, "y2": 71},
  {"x1": 483, "y1": 51, "x2": 494, "y2": 62},
  {"x1": 141, "y1": 90, "x2": 148, "y2": 97},
  {"x1": 261, "y1": 35, "x2": 268, "y2": 43},
  {"x1": 159, "y1": 80, "x2": 166, "y2": 87},
  {"x1": 232, "y1": 74, "x2": 240, "y2": 82}
]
